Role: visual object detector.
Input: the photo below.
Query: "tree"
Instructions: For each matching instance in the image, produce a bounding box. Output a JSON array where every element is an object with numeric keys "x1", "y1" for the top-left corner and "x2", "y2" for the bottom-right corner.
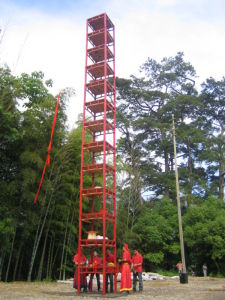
[
  {"x1": 184, "y1": 197, "x2": 225, "y2": 275},
  {"x1": 200, "y1": 77, "x2": 225, "y2": 200},
  {"x1": 133, "y1": 198, "x2": 179, "y2": 271},
  {"x1": 0, "y1": 65, "x2": 80, "y2": 281},
  {"x1": 0, "y1": 67, "x2": 21, "y2": 281},
  {"x1": 116, "y1": 52, "x2": 200, "y2": 201}
]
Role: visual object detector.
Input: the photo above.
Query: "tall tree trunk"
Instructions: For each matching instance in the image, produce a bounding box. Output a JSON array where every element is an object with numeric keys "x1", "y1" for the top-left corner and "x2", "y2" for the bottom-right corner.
[
  {"x1": 13, "y1": 243, "x2": 22, "y2": 281},
  {"x1": 27, "y1": 157, "x2": 57, "y2": 281},
  {"x1": 0, "y1": 251, "x2": 6, "y2": 280},
  {"x1": 59, "y1": 211, "x2": 69, "y2": 280},
  {"x1": 27, "y1": 190, "x2": 55, "y2": 281},
  {"x1": 162, "y1": 131, "x2": 170, "y2": 197},
  {"x1": 50, "y1": 244, "x2": 59, "y2": 279},
  {"x1": 219, "y1": 161, "x2": 225, "y2": 200},
  {"x1": 27, "y1": 207, "x2": 45, "y2": 282},
  {"x1": 36, "y1": 224, "x2": 50, "y2": 281},
  {"x1": 28, "y1": 186, "x2": 58, "y2": 281},
  {"x1": 17, "y1": 254, "x2": 24, "y2": 280},
  {"x1": 164, "y1": 149, "x2": 169, "y2": 175},
  {"x1": 63, "y1": 210, "x2": 75, "y2": 280},
  {"x1": 47, "y1": 235, "x2": 56, "y2": 279},
  {"x1": 187, "y1": 139, "x2": 194, "y2": 195},
  {"x1": 214, "y1": 259, "x2": 220, "y2": 274},
  {"x1": 170, "y1": 153, "x2": 174, "y2": 171},
  {"x1": 127, "y1": 174, "x2": 132, "y2": 230},
  {"x1": 37, "y1": 203, "x2": 54, "y2": 281},
  {"x1": 5, "y1": 228, "x2": 16, "y2": 281},
  {"x1": 136, "y1": 173, "x2": 143, "y2": 205},
  {"x1": 127, "y1": 143, "x2": 134, "y2": 230},
  {"x1": 130, "y1": 176, "x2": 142, "y2": 229},
  {"x1": 28, "y1": 162, "x2": 61, "y2": 281},
  {"x1": 219, "y1": 129, "x2": 224, "y2": 200},
  {"x1": 46, "y1": 235, "x2": 53, "y2": 279}
]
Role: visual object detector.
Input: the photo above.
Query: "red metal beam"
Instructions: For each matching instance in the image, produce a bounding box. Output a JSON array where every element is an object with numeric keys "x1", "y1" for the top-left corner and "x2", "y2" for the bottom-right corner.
[{"x1": 77, "y1": 13, "x2": 116, "y2": 296}]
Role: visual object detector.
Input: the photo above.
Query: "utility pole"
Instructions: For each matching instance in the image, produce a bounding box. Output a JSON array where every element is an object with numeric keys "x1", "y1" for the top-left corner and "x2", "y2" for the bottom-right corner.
[{"x1": 172, "y1": 114, "x2": 188, "y2": 282}]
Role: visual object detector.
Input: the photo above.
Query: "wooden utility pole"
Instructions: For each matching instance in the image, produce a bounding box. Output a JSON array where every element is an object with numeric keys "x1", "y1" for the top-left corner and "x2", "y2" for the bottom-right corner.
[{"x1": 172, "y1": 114, "x2": 187, "y2": 274}]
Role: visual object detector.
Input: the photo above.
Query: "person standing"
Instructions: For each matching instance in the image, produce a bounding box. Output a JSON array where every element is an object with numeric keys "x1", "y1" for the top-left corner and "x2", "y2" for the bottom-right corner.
[
  {"x1": 203, "y1": 263, "x2": 207, "y2": 277},
  {"x1": 105, "y1": 249, "x2": 114, "y2": 293},
  {"x1": 176, "y1": 261, "x2": 183, "y2": 276},
  {"x1": 119, "y1": 243, "x2": 132, "y2": 294},
  {"x1": 131, "y1": 249, "x2": 143, "y2": 292},
  {"x1": 88, "y1": 251, "x2": 102, "y2": 292},
  {"x1": 73, "y1": 248, "x2": 87, "y2": 292}
]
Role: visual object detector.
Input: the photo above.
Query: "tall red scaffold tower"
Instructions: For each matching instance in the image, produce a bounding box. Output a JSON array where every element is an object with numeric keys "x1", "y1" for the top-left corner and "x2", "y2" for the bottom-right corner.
[{"x1": 77, "y1": 13, "x2": 116, "y2": 295}]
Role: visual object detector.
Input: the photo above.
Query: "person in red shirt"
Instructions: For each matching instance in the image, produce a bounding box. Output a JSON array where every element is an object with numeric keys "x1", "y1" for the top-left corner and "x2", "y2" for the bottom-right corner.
[
  {"x1": 131, "y1": 249, "x2": 143, "y2": 292},
  {"x1": 119, "y1": 243, "x2": 132, "y2": 294},
  {"x1": 73, "y1": 248, "x2": 87, "y2": 292},
  {"x1": 106, "y1": 249, "x2": 114, "y2": 293},
  {"x1": 88, "y1": 251, "x2": 102, "y2": 292}
]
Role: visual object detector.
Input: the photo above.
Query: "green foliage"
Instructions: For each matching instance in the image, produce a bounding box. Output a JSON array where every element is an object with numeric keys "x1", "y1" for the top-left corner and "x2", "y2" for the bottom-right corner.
[
  {"x1": 183, "y1": 197, "x2": 225, "y2": 274},
  {"x1": 155, "y1": 269, "x2": 177, "y2": 277},
  {"x1": 116, "y1": 52, "x2": 225, "y2": 276},
  {"x1": 132, "y1": 198, "x2": 179, "y2": 271},
  {"x1": 0, "y1": 213, "x2": 14, "y2": 252},
  {"x1": 0, "y1": 66, "x2": 78, "y2": 282},
  {"x1": 1, "y1": 50, "x2": 225, "y2": 282},
  {"x1": 116, "y1": 52, "x2": 200, "y2": 200}
]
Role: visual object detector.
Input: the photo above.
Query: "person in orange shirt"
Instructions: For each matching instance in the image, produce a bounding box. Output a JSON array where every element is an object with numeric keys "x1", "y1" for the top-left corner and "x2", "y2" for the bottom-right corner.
[
  {"x1": 176, "y1": 261, "x2": 183, "y2": 276},
  {"x1": 73, "y1": 248, "x2": 87, "y2": 292},
  {"x1": 119, "y1": 243, "x2": 132, "y2": 294},
  {"x1": 88, "y1": 251, "x2": 102, "y2": 292},
  {"x1": 106, "y1": 249, "x2": 114, "y2": 293},
  {"x1": 131, "y1": 249, "x2": 143, "y2": 292}
]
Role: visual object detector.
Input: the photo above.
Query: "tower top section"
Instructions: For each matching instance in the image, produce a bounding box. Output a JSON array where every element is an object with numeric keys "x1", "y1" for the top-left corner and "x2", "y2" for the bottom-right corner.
[{"x1": 87, "y1": 13, "x2": 114, "y2": 31}]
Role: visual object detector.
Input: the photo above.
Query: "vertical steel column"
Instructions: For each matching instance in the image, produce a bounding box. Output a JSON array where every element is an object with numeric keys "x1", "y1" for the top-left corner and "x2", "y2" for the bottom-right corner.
[
  {"x1": 112, "y1": 22, "x2": 117, "y2": 292},
  {"x1": 77, "y1": 19, "x2": 88, "y2": 295},
  {"x1": 102, "y1": 13, "x2": 107, "y2": 296}
]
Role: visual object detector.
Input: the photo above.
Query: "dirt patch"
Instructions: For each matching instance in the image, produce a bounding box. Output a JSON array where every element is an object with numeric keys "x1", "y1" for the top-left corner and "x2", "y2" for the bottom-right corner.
[{"x1": 0, "y1": 277, "x2": 224, "y2": 300}]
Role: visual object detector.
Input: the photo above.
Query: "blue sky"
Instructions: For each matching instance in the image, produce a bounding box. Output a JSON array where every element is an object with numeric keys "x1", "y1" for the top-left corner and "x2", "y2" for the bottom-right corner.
[
  {"x1": 1, "y1": 0, "x2": 225, "y2": 128},
  {"x1": 2, "y1": 0, "x2": 85, "y2": 14},
  {"x1": 4, "y1": 0, "x2": 225, "y2": 22}
]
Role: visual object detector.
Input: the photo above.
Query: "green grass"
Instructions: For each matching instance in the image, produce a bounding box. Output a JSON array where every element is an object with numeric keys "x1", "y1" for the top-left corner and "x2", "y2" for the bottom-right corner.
[{"x1": 155, "y1": 269, "x2": 178, "y2": 277}]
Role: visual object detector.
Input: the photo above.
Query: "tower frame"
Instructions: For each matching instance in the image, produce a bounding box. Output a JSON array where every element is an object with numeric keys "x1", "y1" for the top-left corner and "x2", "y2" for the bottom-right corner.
[{"x1": 77, "y1": 13, "x2": 117, "y2": 296}]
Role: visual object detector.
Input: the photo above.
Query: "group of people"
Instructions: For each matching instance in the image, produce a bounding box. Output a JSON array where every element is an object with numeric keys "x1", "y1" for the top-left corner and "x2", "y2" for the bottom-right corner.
[
  {"x1": 73, "y1": 243, "x2": 143, "y2": 294},
  {"x1": 119, "y1": 243, "x2": 143, "y2": 294},
  {"x1": 176, "y1": 260, "x2": 208, "y2": 277}
]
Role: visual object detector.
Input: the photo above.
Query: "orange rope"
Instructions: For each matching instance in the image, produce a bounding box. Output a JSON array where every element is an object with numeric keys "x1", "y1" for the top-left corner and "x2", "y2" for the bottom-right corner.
[{"x1": 34, "y1": 92, "x2": 61, "y2": 205}]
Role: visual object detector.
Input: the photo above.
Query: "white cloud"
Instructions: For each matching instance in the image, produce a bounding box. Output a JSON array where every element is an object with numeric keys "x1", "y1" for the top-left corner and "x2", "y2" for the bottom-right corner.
[
  {"x1": 156, "y1": 0, "x2": 178, "y2": 6},
  {"x1": 0, "y1": 5, "x2": 86, "y2": 128},
  {"x1": 1, "y1": 1, "x2": 225, "y2": 128},
  {"x1": 115, "y1": 9, "x2": 225, "y2": 86}
]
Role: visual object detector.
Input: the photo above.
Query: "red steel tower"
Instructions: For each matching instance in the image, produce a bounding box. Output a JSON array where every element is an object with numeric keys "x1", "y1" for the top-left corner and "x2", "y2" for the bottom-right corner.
[{"x1": 77, "y1": 13, "x2": 117, "y2": 295}]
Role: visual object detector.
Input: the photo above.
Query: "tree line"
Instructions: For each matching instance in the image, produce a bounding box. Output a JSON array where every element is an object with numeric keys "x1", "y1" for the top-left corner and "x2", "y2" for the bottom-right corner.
[
  {"x1": 0, "y1": 68, "x2": 81, "y2": 281},
  {"x1": 0, "y1": 52, "x2": 225, "y2": 281},
  {"x1": 115, "y1": 52, "x2": 225, "y2": 276}
]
